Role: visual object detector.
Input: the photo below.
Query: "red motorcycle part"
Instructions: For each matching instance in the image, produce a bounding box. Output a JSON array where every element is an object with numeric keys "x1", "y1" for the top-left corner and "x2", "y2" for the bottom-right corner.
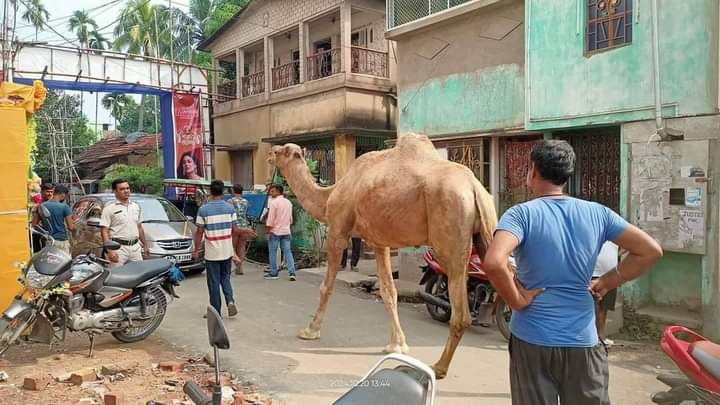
[{"x1": 660, "y1": 325, "x2": 720, "y2": 393}]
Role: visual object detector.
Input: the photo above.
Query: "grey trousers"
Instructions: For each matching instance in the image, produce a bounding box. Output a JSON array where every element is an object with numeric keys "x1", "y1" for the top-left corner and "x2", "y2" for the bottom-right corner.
[{"x1": 509, "y1": 336, "x2": 610, "y2": 405}]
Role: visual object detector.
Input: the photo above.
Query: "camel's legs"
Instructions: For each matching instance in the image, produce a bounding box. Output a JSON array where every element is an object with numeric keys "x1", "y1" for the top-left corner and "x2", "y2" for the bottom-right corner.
[
  {"x1": 374, "y1": 246, "x2": 409, "y2": 354},
  {"x1": 298, "y1": 234, "x2": 346, "y2": 340},
  {"x1": 431, "y1": 248, "x2": 471, "y2": 379}
]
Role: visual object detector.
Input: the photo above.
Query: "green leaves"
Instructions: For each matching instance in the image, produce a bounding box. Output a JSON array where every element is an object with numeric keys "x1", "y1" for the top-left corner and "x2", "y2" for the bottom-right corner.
[{"x1": 100, "y1": 164, "x2": 164, "y2": 195}]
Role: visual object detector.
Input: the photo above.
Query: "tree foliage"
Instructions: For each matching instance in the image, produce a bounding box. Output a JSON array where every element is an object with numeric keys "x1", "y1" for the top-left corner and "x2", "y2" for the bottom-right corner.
[
  {"x1": 20, "y1": 0, "x2": 49, "y2": 41},
  {"x1": 68, "y1": 10, "x2": 98, "y2": 48},
  {"x1": 100, "y1": 164, "x2": 164, "y2": 195}
]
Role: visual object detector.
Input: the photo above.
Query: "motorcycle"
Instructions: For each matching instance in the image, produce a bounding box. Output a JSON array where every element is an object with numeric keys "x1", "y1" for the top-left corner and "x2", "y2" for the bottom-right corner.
[
  {"x1": 417, "y1": 247, "x2": 512, "y2": 341},
  {"x1": 184, "y1": 305, "x2": 437, "y2": 405},
  {"x1": 0, "y1": 224, "x2": 179, "y2": 357},
  {"x1": 652, "y1": 326, "x2": 720, "y2": 405}
]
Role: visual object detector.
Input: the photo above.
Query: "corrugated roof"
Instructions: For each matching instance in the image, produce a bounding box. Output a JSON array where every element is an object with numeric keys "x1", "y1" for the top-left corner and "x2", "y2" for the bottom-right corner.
[{"x1": 76, "y1": 133, "x2": 161, "y2": 164}]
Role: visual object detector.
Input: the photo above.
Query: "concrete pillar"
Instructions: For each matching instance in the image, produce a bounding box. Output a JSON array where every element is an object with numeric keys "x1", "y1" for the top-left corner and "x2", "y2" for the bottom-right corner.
[
  {"x1": 264, "y1": 36, "x2": 273, "y2": 99},
  {"x1": 299, "y1": 22, "x2": 309, "y2": 83},
  {"x1": 334, "y1": 134, "x2": 356, "y2": 180},
  {"x1": 340, "y1": 2, "x2": 352, "y2": 74},
  {"x1": 236, "y1": 48, "x2": 244, "y2": 98}
]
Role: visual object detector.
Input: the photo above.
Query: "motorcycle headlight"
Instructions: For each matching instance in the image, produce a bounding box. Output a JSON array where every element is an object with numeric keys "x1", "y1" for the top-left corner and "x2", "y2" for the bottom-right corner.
[{"x1": 26, "y1": 265, "x2": 55, "y2": 289}]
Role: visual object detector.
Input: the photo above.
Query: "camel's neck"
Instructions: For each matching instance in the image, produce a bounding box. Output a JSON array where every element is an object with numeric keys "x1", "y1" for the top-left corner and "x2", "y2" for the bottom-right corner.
[{"x1": 280, "y1": 159, "x2": 332, "y2": 222}]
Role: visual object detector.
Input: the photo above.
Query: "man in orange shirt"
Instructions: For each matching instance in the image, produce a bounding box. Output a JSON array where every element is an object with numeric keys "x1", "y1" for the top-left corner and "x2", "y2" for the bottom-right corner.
[{"x1": 264, "y1": 185, "x2": 296, "y2": 281}]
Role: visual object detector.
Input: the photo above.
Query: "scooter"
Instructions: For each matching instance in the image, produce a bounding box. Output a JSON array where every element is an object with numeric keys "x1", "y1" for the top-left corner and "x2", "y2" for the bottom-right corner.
[
  {"x1": 184, "y1": 306, "x2": 437, "y2": 405},
  {"x1": 418, "y1": 247, "x2": 512, "y2": 341},
  {"x1": 652, "y1": 326, "x2": 720, "y2": 404}
]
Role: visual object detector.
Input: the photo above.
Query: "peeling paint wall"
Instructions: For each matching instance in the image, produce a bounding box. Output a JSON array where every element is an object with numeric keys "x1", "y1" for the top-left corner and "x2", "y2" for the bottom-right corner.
[
  {"x1": 395, "y1": 0, "x2": 525, "y2": 136},
  {"x1": 526, "y1": 0, "x2": 719, "y2": 131}
]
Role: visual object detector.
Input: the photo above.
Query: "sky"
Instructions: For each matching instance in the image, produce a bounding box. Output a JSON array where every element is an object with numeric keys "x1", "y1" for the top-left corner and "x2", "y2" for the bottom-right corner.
[{"x1": 13, "y1": 0, "x2": 191, "y2": 133}]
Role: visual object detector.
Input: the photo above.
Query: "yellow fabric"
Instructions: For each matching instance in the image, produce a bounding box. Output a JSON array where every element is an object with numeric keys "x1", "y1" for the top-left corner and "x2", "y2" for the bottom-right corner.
[
  {"x1": 0, "y1": 106, "x2": 30, "y2": 310},
  {"x1": 0, "y1": 80, "x2": 46, "y2": 113}
]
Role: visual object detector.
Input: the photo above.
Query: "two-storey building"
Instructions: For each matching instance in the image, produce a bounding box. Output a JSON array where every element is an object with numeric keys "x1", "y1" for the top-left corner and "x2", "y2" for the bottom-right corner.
[
  {"x1": 199, "y1": 0, "x2": 396, "y2": 187},
  {"x1": 388, "y1": 0, "x2": 720, "y2": 338}
]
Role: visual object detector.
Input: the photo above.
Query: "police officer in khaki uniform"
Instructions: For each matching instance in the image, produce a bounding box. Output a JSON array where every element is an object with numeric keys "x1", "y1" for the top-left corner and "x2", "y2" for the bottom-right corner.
[{"x1": 100, "y1": 178, "x2": 149, "y2": 267}]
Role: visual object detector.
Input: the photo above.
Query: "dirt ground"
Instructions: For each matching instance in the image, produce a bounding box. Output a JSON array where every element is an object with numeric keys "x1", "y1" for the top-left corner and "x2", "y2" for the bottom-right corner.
[{"x1": 0, "y1": 333, "x2": 277, "y2": 405}]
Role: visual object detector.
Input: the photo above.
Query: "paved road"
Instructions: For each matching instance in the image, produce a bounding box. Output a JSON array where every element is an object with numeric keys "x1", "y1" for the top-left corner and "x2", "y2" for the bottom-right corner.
[{"x1": 157, "y1": 263, "x2": 668, "y2": 405}]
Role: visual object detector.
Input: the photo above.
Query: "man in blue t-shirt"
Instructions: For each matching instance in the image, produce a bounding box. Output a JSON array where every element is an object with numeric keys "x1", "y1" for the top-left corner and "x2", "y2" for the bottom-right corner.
[
  {"x1": 32, "y1": 184, "x2": 74, "y2": 256},
  {"x1": 483, "y1": 140, "x2": 662, "y2": 405}
]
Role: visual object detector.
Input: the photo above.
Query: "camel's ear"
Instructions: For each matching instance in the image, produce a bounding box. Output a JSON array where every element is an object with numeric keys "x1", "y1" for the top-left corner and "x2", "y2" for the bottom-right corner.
[
  {"x1": 293, "y1": 149, "x2": 303, "y2": 159},
  {"x1": 283, "y1": 145, "x2": 291, "y2": 157}
]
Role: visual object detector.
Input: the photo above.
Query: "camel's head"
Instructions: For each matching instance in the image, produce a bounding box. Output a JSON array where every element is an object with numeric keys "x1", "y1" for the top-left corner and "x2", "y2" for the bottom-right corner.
[{"x1": 268, "y1": 143, "x2": 304, "y2": 168}]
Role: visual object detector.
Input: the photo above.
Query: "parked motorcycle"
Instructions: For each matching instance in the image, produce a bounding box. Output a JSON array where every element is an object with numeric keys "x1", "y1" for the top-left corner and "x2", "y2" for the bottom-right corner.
[
  {"x1": 418, "y1": 247, "x2": 512, "y2": 341},
  {"x1": 652, "y1": 326, "x2": 720, "y2": 405},
  {"x1": 184, "y1": 306, "x2": 437, "y2": 405},
  {"x1": 0, "y1": 224, "x2": 179, "y2": 357}
]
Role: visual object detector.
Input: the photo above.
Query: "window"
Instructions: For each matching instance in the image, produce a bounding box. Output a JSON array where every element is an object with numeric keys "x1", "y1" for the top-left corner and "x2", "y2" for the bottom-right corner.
[{"x1": 587, "y1": 0, "x2": 632, "y2": 52}]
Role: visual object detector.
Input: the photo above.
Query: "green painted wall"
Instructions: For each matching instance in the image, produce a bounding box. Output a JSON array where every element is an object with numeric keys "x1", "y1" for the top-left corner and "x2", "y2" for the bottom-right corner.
[
  {"x1": 650, "y1": 252, "x2": 703, "y2": 310},
  {"x1": 526, "y1": 0, "x2": 718, "y2": 131},
  {"x1": 398, "y1": 64, "x2": 525, "y2": 136}
]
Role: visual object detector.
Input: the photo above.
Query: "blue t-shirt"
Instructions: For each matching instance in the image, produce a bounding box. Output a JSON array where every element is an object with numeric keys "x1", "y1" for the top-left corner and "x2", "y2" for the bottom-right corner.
[
  {"x1": 497, "y1": 197, "x2": 628, "y2": 347},
  {"x1": 42, "y1": 201, "x2": 72, "y2": 241}
]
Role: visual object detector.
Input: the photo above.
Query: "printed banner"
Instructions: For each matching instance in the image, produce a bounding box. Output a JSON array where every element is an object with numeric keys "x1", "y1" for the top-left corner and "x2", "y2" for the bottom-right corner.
[{"x1": 173, "y1": 92, "x2": 204, "y2": 180}]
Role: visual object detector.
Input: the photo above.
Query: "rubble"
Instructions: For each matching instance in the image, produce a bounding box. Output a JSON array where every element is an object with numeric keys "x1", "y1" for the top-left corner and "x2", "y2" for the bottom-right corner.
[
  {"x1": 0, "y1": 371, "x2": 7, "y2": 382},
  {"x1": 103, "y1": 392, "x2": 123, "y2": 405},
  {"x1": 23, "y1": 374, "x2": 51, "y2": 391},
  {"x1": 222, "y1": 385, "x2": 236, "y2": 402},
  {"x1": 159, "y1": 361, "x2": 184, "y2": 372},
  {"x1": 70, "y1": 368, "x2": 99, "y2": 385}
]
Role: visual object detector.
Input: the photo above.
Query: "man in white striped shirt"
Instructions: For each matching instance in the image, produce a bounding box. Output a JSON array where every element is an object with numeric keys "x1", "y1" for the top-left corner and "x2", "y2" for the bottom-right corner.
[{"x1": 193, "y1": 180, "x2": 255, "y2": 317}]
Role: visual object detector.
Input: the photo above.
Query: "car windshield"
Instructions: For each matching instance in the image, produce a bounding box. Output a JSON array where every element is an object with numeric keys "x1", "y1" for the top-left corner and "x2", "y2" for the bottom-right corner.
[{"x1": 137, "y1": 198, "x2": 187, "y2": 222}]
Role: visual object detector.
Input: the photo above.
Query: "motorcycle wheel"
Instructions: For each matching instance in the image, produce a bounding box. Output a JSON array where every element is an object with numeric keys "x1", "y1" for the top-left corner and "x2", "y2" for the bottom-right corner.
[
  {"x1": 112, "y1": 288, "x2": 167, "y2": 344},
  {"x1": 424, "y1": 273, "x2": 452, "y2": 323},
  {"x1": 0, "y1": 310, "x2": 35, "y2": 356},
  {"x1": 495, "y1": 298, "x2": 512, "y2": 341}
]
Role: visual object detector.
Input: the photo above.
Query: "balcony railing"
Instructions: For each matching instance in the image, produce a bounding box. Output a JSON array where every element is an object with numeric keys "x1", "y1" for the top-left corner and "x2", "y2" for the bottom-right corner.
[
  {"x1": 351, "y1": 47, "x2": 389, "y2": 78},
  {"x1": 217, "y1": 79, "x2": 236, "y2": 101},
  {"x1": 272, "y1": 60, "x2": 300, "y2": 90},
  {"x1": 241, "y1": 71, "x2": 265, "y2": 97},
  {"x1": 307, "y1": 48, "x2": 341, "y2": 81},
  {"x1": 388, "y1": 0, "x2": 472, "y2": 29}
]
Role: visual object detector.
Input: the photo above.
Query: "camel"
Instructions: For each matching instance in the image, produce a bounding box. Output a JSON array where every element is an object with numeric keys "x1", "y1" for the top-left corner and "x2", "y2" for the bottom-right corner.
[{"x1": 267, "y1": 133, "x2": 498, "y2": 378}]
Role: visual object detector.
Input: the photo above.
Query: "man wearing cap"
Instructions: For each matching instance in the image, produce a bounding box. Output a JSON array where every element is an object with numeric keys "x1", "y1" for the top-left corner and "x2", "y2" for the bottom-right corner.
[{"x1": 100, "y1": 178, "x2": 149, "y2": 267}]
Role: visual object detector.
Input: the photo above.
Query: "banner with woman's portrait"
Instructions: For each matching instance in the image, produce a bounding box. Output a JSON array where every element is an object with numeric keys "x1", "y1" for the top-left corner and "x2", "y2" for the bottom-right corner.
[{"x1": 173, "y1": 92, "x2": 204, "y2": 181}]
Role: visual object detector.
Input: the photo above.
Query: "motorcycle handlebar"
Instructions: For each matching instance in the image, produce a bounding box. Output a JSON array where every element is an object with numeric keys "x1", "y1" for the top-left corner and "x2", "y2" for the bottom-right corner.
[{"x1": 183, "y1": 381, "x2": 212, "y2": 405}]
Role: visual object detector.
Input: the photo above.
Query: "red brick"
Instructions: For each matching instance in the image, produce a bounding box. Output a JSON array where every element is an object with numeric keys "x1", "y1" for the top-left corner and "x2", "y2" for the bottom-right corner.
[
  {"x1": 69, "y1": 368, "x2": 97, "y2": 385},
  {"x1": 23, "y1": 375, "x2": 50, "y2": 391},
  {"x1": 158, "y1": 361, "x2": 184, "y2": 372},
  {"x1": 233, "y1": 392, "x2": 245, "y2": 405},
  {"x1": 104, "y1": 392, "x2": 123, "y2": 405}
]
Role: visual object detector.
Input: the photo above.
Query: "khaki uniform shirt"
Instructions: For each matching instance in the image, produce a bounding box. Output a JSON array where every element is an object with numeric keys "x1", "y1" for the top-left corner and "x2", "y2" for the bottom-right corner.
[{"x1": 100, "y1": 200, "x2": 142, "y2": 241}]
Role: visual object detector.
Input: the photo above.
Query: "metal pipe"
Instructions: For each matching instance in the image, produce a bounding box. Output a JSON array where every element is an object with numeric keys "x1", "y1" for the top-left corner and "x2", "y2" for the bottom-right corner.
[{"x1": 651, "y1": 0, "x2": 663, "y2": 132}]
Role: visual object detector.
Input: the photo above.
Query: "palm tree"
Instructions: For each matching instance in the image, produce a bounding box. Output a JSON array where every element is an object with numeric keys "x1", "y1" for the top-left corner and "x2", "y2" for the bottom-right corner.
[
  {"x1": 102, "y1": 93, "x2": 134, "y2": 129},
  {"x1": 113, "y1": 0, "x2": 160, "y2": 57},
  {"x1": 68, "y1": 10, "x2": 98, "y2": 48},
  {"x1": 20, "y1": 0, "x2": 50, "y2": 42},
  {"x1": 88, "y1": 30, "x2": 110, "y2": 50}
]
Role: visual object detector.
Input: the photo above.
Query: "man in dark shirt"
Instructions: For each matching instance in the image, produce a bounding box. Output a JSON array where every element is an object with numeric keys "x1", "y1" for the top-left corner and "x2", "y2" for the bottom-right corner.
[{"x1": 32, "y1": 185, "x2": 74, "y2": 255}]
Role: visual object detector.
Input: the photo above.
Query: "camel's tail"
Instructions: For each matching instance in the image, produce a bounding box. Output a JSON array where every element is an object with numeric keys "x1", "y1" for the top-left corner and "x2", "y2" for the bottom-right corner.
[{"x1": 472, "y1": 182, "x2": 498, "y2": 260}]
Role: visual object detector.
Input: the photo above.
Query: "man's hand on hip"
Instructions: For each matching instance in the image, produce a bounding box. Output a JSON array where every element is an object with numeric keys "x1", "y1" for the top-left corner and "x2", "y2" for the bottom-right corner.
[{"x1": 511, "y1": 278, "x2": 545, "y2": 311}]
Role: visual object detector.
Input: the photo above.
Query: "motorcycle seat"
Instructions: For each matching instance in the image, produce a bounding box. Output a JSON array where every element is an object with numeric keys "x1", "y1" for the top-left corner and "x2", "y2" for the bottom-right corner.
[
  {"x1": 105, "y1": 259, "x2": 172, "y2": 289},
  {"x1": 690, "y1": 341, "x2": 720, "y2": 381},
  {"x1": 334, "y1": 367, "x2": 427, "y2": 405}
]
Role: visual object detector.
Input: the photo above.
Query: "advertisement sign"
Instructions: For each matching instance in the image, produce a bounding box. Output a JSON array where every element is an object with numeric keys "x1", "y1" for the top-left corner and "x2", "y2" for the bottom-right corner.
[{"x1": 173, "y1": 92, "x2": 204, "y2": 181}]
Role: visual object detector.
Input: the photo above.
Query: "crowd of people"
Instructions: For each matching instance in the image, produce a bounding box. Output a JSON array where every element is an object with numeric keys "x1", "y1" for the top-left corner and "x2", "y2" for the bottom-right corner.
[{"x1": 27, "y1": 140, "x2": 664, "y2": 404}]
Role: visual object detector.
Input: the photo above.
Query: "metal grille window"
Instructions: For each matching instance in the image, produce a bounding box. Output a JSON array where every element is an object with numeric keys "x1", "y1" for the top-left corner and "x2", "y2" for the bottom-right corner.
[
  {"x1": 556, "y1": 129, "x2": 620, "y2": 212},
  {"x1": 446, "y1": 140, "x2": 491, "y2": 192},
  {"x1": 587, "y1": 0, "x2": 632, "y2": 52},
  {"x1": 388, "y1": 0, "x2": 472, "y2": 29},
  {"x1": 303, "y1": 143, "x2": 335, "y2": 185}
]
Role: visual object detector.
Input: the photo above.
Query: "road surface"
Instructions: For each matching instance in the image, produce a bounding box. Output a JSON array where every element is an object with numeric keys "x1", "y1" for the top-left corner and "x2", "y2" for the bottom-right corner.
[{"x1": 157, "y1": 262, "x2": 669, "y2": 405}]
